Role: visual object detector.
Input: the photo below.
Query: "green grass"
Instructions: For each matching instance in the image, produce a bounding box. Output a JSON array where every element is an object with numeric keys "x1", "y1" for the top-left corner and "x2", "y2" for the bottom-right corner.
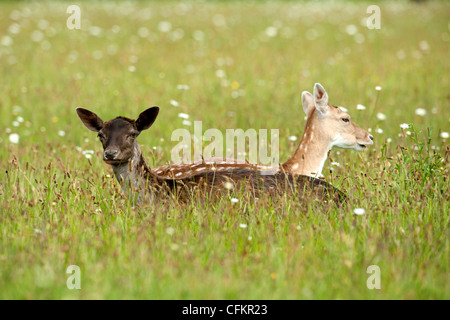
[{"x1": 0, "y1": 0, "x2": 449, "y2": 299}]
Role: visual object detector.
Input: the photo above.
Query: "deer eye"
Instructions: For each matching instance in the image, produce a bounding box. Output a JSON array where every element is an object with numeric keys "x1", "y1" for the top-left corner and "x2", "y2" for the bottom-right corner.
[
  {"x1": 97, "y1": 133, "x2": 105, "y2": 140},
  {"x1": 342, "y1": 118, "x2": 350, "y2": 123},
  {"x1": 129, "y1": 132, "x2": 138, "y2": 139}
]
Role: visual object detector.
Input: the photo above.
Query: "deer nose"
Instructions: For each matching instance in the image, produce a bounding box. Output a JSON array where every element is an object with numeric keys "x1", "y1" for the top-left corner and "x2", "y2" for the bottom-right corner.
[{"x1": 104, "y1": 150, "x2": 118, "y2": 160}]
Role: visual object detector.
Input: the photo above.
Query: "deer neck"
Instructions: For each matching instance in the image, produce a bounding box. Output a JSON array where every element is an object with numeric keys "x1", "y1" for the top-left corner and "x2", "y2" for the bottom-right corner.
[
  {"x1": 281, "y1": 118, "x2": 330, "y2": 178},
  {"x1": 110, "y1": 143, "x2": 161, "y2": 192}
]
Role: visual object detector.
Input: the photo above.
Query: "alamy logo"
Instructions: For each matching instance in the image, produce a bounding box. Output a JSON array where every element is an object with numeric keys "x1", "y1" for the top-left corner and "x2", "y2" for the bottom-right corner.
[
  {"x1": 66, "y1": 5, "x2": 81, "y2": 30},
  {"x1": 366, "y1": 265, "x2": 381, "y2": 289},
  {"x1": 366, "y1": 5, "x2": 381, "y2": 30},
  {"x1": 171, "y1": 121, "x2": 279, "y2": 171},
  {"x1": 66, "y1": 265, "x2": 81, "y2": 289}
]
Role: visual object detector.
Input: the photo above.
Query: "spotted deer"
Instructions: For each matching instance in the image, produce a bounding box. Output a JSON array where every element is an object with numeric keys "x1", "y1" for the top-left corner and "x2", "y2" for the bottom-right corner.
[
  {"x1": 153, "y1": 83, "x2": 373, "y2": 179},
  {"x1": 76, "y1": 107, "x2": 346, "y2": 204},
  {"x1": 280, "y1": 83, "x2": 373, "y2": 177}
]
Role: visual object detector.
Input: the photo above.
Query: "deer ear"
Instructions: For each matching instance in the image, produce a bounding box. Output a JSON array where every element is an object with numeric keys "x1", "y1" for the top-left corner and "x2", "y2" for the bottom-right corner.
[
  {"x1": 313, "y1": 83, "x2": 329, "y2": 115},
  {"x1": 301, "y1": 91, "x2": 314, "y2": 116},
  {"x1": 76, "y1": 108, "x2": 103, "y2": 132},
  {"x1": 136, "y1": 106, "x2": 159, "y2": 132}
]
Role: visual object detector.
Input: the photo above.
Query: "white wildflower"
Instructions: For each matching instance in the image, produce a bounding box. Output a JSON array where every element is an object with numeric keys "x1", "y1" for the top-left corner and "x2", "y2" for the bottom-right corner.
[
  {"x1": 419, "y1": 40, "x2": 429, "y2": 51},
  {"x1": 158, "y1": 21, "x2": 172, "y2": 33},
  {"x1": 265, "y1": 26, "x2": 278, "y2": 37},
  {"x1": 9, "y1": 133, "x2": 19, "y2": 144},
  {"x1": 193, "y1": 30, "x2": 205, "y2": 41},
  {"x1": 345, "y1": 24, "x2": 358, "y2": 35},
  {"x1": 176, "y1": 84, "x2": 190, "y2": 90},
  {"x1": 356, "y1": 104, "x2": 366, "y2": 110},
  {"x1": 400, "y1": 123, "x2": 409, "y2": 130},
  {"x1": 415, "y1": 108, "x2": 426, "y2": 116},
  {"x1": 1, "y1": 35, "x2": 13, "y2": 46},
  {"x1": 12, "y1": 105, "x2": 23, "y2": 114},
  {"x1": 215, "y1": 69, "x2": 226, "y2": 78},
  {"x1": 138, "y1": 27, "x2": 149, "y2": 38},
  {"x1": 331, "y1": 162, "x2": 340, "y2": 166},
  {"x1": 30, "y1": 30, "x2": 44, "y2": 42},
  {"x1": 178, "y1": 113, "x2": 189, "y2": 119}
]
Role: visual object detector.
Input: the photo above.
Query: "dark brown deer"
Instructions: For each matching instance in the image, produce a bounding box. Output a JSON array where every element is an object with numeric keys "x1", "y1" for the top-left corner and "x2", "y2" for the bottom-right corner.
[{"x1": 76, "y1": 107, "x2": 346, "y2": 204}]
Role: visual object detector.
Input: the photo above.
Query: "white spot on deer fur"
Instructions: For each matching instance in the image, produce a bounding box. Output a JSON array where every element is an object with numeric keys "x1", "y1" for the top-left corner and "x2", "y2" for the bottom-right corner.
[
  {"x1": 310, "y1": 132, "x2": 314, "y2": 141},
  {"x1": 175, "y1": 172, "x2": 182, "y2": 177},
  {"x1": 304, "y1": 146, "x2": 308, "y2": 152},
  {"x1": 196, "y1": 167, "x2": 205, "y2": 172}
]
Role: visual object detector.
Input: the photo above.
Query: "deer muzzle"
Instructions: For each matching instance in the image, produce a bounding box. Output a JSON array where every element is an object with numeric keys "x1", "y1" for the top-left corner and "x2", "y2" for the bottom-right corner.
[{"x1": 104, "y1": 149, "x2": 119, "y2": 160}]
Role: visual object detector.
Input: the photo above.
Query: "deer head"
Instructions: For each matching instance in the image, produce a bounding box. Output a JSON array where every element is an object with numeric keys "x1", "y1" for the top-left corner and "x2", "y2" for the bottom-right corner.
[
  {"x1": 282, "y1": 83, "x2": 373, "y2": 177},
  {"x1": 302, "y1": 83, "x2": 373, "y2": 151},
  {"x1": 76, "y1": 107, "x2": 159, "y2": 165},
  {"x1": 76, "y1": 107, "x2": 161, "y2": 195}
]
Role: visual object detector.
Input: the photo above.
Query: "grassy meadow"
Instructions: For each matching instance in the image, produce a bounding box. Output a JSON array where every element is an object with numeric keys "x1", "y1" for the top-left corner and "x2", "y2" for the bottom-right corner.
[{"x1": 0, "y1": 0, "x2": 449, "y2": 299}]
